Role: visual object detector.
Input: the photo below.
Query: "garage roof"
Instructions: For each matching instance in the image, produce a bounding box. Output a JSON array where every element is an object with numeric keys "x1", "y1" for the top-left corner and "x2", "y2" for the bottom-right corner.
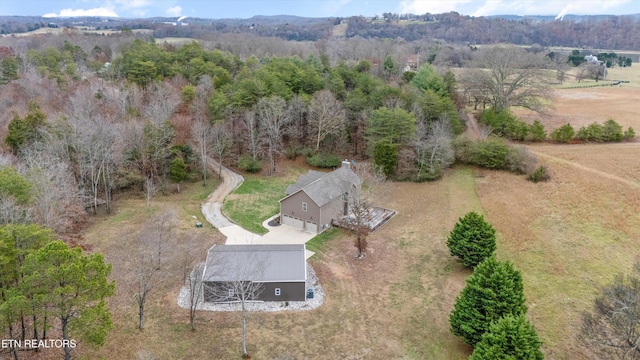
[{"x1": 203, "y1": 244, "x2": 307, "y2": 283}]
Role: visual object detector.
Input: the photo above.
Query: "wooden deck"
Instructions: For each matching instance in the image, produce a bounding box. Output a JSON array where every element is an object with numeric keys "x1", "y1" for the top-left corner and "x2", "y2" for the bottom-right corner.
[{"x1": 335, "y1": 206, "x2": 396, "y2": 233}]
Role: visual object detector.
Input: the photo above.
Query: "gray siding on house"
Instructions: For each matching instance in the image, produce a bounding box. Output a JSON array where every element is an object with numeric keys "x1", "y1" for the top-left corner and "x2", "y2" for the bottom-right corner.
[
  {"x1": 319, "y1": 196, "x2": 344, "y2": 231},
  {"x1": 280, "y1": 165, "x2": 361, "y2": 234},
  {"x1": 280, "y1": 191, "x2": 320, "y2": 231},
  {"x1": 261, "y1": 282, "x2": 306, "y2": 301},
  {"x1": 203, "y1": 281, "x2": 306, "y2": 302}
]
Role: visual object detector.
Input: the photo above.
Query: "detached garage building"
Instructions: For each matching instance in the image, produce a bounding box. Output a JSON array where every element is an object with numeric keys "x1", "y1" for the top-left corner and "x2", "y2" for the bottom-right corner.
[
  {"x1": 279, "y1": 161, "x2": 361, "y2": 234},
  {"x1": 203, "y1": 244, "x2": 307, "y2": 302}
]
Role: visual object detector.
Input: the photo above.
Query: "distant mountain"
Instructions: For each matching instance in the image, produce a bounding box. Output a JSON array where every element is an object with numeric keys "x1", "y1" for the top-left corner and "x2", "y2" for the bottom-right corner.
[
  {"x1": 2, "y1": 13, "x2": 640, "y2": 50},
  {"x1": 487, "y1": 13, "x2": 640, "y2": 22}
]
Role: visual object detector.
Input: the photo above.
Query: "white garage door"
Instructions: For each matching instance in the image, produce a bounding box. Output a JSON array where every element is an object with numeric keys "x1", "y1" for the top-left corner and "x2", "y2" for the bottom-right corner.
[
  {"x1": 282, "y1": 215, "x2": 303, "y2": 230},
  {"x1": 305, "y1": 220, "x2": 317, "y2": 233}
]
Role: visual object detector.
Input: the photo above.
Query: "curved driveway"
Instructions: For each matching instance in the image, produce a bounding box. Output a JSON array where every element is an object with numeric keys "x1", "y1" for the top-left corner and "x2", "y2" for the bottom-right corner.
[{"x1": 201, "y1": 157, "x2": 315, "y2": 258}]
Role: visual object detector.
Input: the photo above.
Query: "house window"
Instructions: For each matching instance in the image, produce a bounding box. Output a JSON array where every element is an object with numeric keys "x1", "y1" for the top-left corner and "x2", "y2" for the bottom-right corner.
[
  {"x1": 275, "y1": 288, "x2": 281, "y2": 296},
  {"x1": 302, "y1": 202, "x2": 308, "y2": 212},
  {"x1": 228, "y1": 289, "x2": 234, "y2": 297}
]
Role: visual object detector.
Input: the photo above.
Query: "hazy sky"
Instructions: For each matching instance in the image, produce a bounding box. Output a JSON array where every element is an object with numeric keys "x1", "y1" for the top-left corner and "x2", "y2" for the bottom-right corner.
[{"x1": 1, "y1": 0, "x2": 639, "y2": 19}]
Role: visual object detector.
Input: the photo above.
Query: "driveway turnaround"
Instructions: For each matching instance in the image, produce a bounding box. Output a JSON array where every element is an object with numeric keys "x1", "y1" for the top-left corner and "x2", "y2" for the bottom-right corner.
[{"x1": 201, "y1": 158, "x2": 316, "y2": 259}]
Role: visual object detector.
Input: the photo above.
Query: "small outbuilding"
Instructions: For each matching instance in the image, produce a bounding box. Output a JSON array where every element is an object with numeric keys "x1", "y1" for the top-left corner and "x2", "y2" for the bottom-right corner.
[{"x1": 202, "y1": 244, "x2": 307, "y2": 302}]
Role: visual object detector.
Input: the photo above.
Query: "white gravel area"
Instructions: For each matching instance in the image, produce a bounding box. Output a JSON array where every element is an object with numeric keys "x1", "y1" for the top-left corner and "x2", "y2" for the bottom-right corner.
[{"x1": 177, "y1": 262, "x2": 324, "y2": 312}]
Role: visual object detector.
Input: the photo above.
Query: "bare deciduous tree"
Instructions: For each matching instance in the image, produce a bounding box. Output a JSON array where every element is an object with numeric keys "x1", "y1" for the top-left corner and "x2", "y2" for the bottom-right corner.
[
  {"x1": 187, "y1": 263, "x2": 205, "y2": 331},
  {"x1": 142, "y1": 82, "x2": 181, "y2": 125},
  {"x1": 340, "y1": 162, "x2": 386, "y2": 259},
  {"x1": 204, "y1": 253, "x2": 266, "y2": 358},
  {"x1": 256, "y1": 96, "x2": 290, "y2": 176},
  {"x1": 242, "y1": 110, "x2": 260, "y2": 161},
  {"x1": 211, "y1": 122, "x2": 231, "y2": 180},
  {"x1": 191, "y1": 118, "x2": 213, "y2": 186},
  {"x1": 461, "y1": 46, "x2": 554, "y2": 114},
  {"x1": 581, "y1": 262, "x2": 640, "y2": 360},
  {"x1": 308, "y1": 89, "x2": 345, "y2": 151},
  {"x1": 413, "y1": 115, "x2": 455, "y2": 179},
  {"x1": 121, "y1": 212, "x2": 175, "y2": 330},
  {"x1": 20, "y1": 145, "x2": 84, "y2": 233}
]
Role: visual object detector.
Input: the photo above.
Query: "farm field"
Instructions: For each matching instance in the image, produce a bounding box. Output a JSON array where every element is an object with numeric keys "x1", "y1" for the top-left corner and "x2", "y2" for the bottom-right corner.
[{"x1": 514, "y1": 64, "x2": 640, "y2": 132}]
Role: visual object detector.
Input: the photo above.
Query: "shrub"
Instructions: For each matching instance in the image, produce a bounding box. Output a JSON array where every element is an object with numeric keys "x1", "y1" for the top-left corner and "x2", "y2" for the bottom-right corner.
[
  {"x1": 453, "y1": 137, "x2": 538, "y2": 174},
  {"x1": 586, "y1": 122, "x2": 604, "y2": 142},
  {"x1": 450, "y1": 256, "x2": 528, "y2": 346},
  {"x1": 446, "y1": 211, "x2": 496, "y2": 268},
  {"x1": 506, "y1": 146, "x2": 537, "y2": 175},
  {"x1": 528, "y1": 120, "x2": 547, "y2": 142},
  {"x1": 305, "y1": 153, "x2": 342, "y2": 168},
  {"x1": 473, "y1": 137, "x2": 511, "y2": 169},
  {"x1": 238, "y1": 155, "x2": 262, "y2": 173},
  {"x1": 297, "y1": 147, "x2": 316, "y2": 157},
  {"x1": 452, "y1": 137, "x2": 476, "y2": 164},
  {"x1": 505, "y1": 119, "x2": 530, "y2": 141},
  {"x1": 480, "y1": 109, "x2": 516, "y2": 137},
  {"x1": 527, "y1": 165, "x2": 551, "y2": 183},
  {"x1": 550, "y1": 124, "x2": 575, "y2": 143},
  {"x1": 285, "y1": 146, "x2": 299, "y2": 160},
  {"x1": 624, "y1": 127, "x2": 635, "y2": 141},
  {"x1": 602, "y1": 119, "x2": 623, "y2": 142},
  {"x1": 469, "y1": 314, "x2": 544, "y2": 360}
]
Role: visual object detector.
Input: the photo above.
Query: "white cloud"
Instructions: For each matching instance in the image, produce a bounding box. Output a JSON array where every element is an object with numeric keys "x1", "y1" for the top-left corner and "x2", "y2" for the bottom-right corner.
[
  {"x1": 398, "y1": 0, "x2": 473, "y2": 14},
  {"x1": 166, "y1": 6, "x2": 182, "y2": 17},
  {"x1": 43, "y1": 7, "x2": 119, "y2": 18}
]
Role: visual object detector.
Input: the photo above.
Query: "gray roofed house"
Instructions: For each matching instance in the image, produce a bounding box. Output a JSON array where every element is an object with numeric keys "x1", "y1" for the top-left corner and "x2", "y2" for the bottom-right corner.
[
  {"x1": 203, "y1": 244, "x2": 307, "y2": 302},
  {"x1": 279, "y1": 161, "x2": 361, "y2": 234}
]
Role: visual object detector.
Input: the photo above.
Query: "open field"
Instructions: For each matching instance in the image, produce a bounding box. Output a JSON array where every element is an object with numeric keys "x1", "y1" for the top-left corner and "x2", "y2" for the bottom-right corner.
[
  {"x1": 514, "y1": 86, "x2": 640, "y2": 131},
  {"x1": 1, "y1": 27, "x2": 153, "y2": 37},
  {"x1": 477, "y1": 144, "x2": 640, "y2": 358}
]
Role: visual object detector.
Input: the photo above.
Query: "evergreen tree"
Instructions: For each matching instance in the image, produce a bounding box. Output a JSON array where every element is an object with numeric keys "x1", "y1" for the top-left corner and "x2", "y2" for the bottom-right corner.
[
  {"x1": 22, "y1": 241, "x2": 115, "y2": 360},
  {"x1": 446, "y1": 211, "x2": 496, "y2": 268},
  {"x1": 528, "y1": 120, "x2": 547, "y2": 142},
  {"x1": 450, "y1": 256, "x2": 528, "y2": 346},
  {"x1": 169, "y1": 156, "x2": 187, "y2": 193},
  {"x1": 0, "y1": 56, "x2": 19, "y2": 84},
  {"x1": 470, "y1": 314, "x2": 544, "y2": 360},
  {"x1": 5, "y1": 101, "x2": 47, "y2": 154}
]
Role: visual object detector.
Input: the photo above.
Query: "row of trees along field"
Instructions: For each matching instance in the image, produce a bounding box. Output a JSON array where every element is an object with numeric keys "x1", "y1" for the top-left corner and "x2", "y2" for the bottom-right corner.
[{"x1": 447, "y1": 212, "x2": 544, "y2": 358}]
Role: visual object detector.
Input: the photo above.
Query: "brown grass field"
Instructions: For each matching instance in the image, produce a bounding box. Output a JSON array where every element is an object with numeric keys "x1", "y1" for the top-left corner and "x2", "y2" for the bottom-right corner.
[{"x1": 60, "y1": 81, "x2": 638, "y2": 359}]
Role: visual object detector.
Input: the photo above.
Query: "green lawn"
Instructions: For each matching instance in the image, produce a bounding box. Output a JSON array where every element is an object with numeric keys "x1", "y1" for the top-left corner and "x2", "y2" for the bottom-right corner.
[{"x1": 222, "y1": 168, "x2": 309, "y2": 234}]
